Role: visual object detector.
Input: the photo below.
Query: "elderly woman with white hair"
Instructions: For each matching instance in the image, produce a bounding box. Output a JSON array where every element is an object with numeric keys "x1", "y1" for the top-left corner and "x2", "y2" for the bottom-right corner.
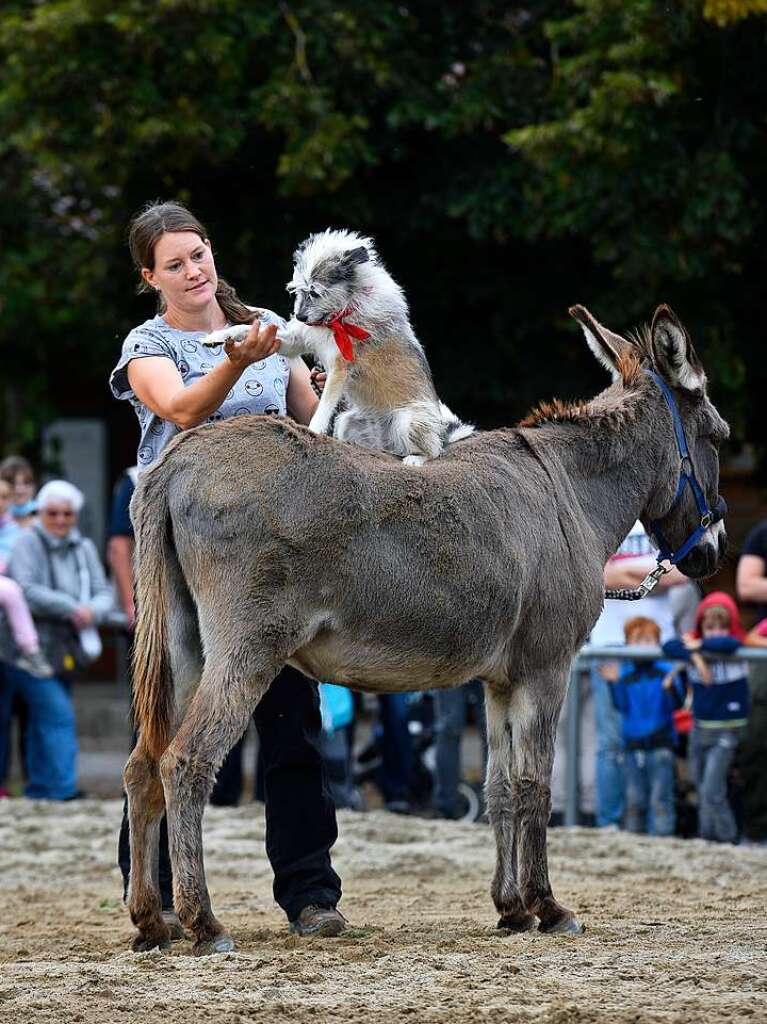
[{"x1": 0, "y1": 480, "x2": 114, "y2": 799}]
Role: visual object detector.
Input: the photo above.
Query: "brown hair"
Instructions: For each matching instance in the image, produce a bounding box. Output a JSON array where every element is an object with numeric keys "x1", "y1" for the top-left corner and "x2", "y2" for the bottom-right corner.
[
  {"x1": 128, "y1": 200, "x2": 258, "y2": 325},
  {"x1": 0, "y1": 455, "x2": 35, "y2": 486},
  {"x1": 623, "y1": 616, "x2": 661, "y2": 643}
]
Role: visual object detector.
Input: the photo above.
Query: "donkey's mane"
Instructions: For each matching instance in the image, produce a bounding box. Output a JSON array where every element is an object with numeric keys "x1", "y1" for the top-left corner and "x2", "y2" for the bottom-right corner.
[{"x1": 518, "y1": 332, "x2": 652, "y2": 430}]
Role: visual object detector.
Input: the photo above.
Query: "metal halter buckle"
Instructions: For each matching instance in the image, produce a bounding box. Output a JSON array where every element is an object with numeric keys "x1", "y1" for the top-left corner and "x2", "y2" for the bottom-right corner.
[{"x1": 637, "y1": 562, "x2": 671, "y2": 598}]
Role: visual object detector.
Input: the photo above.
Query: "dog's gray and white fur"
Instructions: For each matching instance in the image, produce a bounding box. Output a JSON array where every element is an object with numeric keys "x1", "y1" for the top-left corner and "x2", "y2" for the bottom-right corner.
[{"x1": 203, "y1": 229, "x2": 473, "y2": 464}]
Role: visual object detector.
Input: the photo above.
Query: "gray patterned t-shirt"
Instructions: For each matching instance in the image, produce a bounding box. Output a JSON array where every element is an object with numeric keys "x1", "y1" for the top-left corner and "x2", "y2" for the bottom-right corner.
[{"x1": 109, "y1": 311, "x2": 290, "y2": 473}]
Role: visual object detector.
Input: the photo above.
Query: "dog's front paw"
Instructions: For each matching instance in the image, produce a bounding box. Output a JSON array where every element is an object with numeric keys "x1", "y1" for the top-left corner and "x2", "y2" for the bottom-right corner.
[
  {"x1": 403, "y1": 454, "x2": 427, "y2": 466},
  {"x1": 201, "y1": 325, "x2": 250, "y2": 348}
]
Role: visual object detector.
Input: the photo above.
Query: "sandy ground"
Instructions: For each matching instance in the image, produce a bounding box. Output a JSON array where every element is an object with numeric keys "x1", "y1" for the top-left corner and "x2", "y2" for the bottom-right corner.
[{"x1": 0, "y1": 800, "x2": 765, "y2": 1023}]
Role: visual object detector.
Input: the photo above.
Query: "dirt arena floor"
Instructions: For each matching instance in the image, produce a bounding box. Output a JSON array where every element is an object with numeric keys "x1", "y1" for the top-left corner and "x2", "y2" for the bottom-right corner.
[{"x1": 1, "y1": 799, "x2": 765, "y2": 1023}]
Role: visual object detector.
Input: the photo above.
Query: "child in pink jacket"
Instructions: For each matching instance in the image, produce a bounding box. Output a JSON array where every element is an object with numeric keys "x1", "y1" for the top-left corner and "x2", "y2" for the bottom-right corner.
[{"x1": 0, "y1": 476, "x2": 52, "y2": 678}]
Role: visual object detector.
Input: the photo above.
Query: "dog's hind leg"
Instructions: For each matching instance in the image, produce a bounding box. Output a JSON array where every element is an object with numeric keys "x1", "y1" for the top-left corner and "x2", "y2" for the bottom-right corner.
[{"x1": 398, "y1": 404, "x2": 444, "y2": 465}]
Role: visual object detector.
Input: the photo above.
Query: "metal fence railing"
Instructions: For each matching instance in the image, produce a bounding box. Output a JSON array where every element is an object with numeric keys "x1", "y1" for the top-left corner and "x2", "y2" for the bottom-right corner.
[{"x1": 564, "y1": 644, "x2": 767, "y2": 827}]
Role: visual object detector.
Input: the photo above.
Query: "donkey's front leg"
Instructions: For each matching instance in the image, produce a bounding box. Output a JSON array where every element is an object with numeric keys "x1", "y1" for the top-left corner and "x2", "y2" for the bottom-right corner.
[
  {"x1": 160, "y1": 664, "x2": 269, "y2": 955},
  {"x1": 512, "y1": 673, "x2": 583, "y2": 935},
  {"x1": 484, "y1": 687, "x2": 535, "y2": 932},
  {"x1": 308, "y1": 356, "x2": 349, "y2": 435}
]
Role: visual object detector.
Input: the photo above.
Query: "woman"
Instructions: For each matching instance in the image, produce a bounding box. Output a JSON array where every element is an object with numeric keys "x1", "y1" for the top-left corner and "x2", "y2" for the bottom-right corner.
[
  {"x1": 109, "y1": 200, "x2": 344, "y2": 941},
  {"x1": 0, "y1": 480, "x2": 114, "y2": 799}
]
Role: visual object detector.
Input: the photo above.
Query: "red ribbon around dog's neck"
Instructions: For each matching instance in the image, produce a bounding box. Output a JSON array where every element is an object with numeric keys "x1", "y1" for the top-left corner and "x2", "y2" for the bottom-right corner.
[{"x1": 326, "y1": 308, "x2": 370, "y2": 362}]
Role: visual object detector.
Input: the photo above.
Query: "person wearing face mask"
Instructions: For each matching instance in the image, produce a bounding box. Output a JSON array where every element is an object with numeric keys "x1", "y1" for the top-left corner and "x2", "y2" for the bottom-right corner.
[
  {"x1": 109, "y1": 200, "x2": 345, "y2": 942},
  {"x1": 0, "y1": 480, "x2": 115, "y2": 799}
]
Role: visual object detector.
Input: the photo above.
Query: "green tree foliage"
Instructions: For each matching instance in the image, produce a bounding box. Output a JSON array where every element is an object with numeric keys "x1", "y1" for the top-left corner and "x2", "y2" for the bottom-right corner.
[{"x1": 0, "y1": 1, "x2": 765, "y2": 462}]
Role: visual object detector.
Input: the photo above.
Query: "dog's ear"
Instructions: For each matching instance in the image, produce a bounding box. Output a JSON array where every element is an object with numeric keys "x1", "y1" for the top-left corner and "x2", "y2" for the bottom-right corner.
[
  {"x1": 329, "y1": 245, "x2": 371, "y2": 284},
  {"x1": 341, "y1": 246, "x2": 370, "y2": 269}
]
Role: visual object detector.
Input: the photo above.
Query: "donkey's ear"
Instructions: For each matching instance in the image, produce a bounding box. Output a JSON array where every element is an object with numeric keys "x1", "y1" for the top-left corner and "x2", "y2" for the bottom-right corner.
[
  {"x1": 650, "y1": 305, "x2": 705, "y2": 392},
  {"x1": 569, "y1": 305, "x2": 629, "y2": 379}
]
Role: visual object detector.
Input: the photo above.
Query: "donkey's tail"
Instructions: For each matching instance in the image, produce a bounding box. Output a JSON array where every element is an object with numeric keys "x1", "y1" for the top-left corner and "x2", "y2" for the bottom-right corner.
[{"x1": 131, "y1": 470, "x2": 176, "y2": 761}]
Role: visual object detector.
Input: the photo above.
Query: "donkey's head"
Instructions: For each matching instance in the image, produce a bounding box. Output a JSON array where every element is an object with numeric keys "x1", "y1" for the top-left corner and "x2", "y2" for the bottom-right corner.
[{"x1": 571, "y1": 304, "x2": 729, "y2": 579}]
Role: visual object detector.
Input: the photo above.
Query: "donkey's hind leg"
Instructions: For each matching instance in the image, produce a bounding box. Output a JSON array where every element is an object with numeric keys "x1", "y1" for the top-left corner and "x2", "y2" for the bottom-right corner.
[
  {"x1": 484, "y1": 686, "x2": 535, "y2": 932},
  {"x1": 159, "y1": 652, "x2": 277, "y2": 955},
  {"x1": 124, "y1": 738, "x2": 170, "y2": 951},
  {"x1": 512, "y1": 671, "x2": 583, "y2": 935}
]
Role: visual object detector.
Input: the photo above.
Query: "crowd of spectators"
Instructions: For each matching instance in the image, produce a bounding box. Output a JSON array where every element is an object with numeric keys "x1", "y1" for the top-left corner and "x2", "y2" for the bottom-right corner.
[
  {"x1": 590, "y1": 520, "x2": 767, "y2": 845},
  {"x1": 1, "y1": 453, "x2": 765, "y2": 846},
  {"x1": 0, "y1": 456, "x2": 116, "y2": 800}
]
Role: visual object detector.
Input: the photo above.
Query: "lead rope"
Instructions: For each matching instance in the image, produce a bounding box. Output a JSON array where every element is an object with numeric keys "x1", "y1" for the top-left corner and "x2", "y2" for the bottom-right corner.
[{"x1": 604, "y1": 561, "x2": 672, "y2": 601}]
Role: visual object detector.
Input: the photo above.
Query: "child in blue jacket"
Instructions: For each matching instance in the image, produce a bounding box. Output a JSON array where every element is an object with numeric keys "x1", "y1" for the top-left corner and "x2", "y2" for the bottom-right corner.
[
  {"x1": 663, "y1": 591, "x2": 749, "y2": 843},
  {"x1": 602, "y1": 616, "x2": 685, "y2": 836}
]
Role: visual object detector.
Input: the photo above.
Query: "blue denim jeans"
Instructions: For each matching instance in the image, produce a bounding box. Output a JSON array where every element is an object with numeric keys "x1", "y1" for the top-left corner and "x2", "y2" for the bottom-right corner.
[
  {"x1": 689, "y1": 725, "x2": 743, "y2": 843},
  {"x1": 2, "y1": 663, "x2": 78, "y2": 799},
  {"x1": 376, "y1": 693, "x2": 412, "y2": 804},
  {"x1": 0, "y1": 662, "x2": 13, "y2": 786},
  {"x1": 591, "y1": 666, "x2": 625, "y2": 827},
  {"x1": 624, "y1": 746, "x2": 676, "y2": 836},
  {"x1": 433, "y1": 681, "x2": 487, "y2": 817}
]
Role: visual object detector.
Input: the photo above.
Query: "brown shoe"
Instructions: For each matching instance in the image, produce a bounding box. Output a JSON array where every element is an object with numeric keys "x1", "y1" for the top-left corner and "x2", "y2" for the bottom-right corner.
[{"x1": 289, "y1": 904, "x2": 347, "y2": 937}]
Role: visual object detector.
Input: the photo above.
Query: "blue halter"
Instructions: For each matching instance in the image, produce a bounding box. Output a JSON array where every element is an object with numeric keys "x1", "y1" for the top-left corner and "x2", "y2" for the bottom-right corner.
[{"x1": 645, "y1": 369, "x2": 727, "y2": 566}]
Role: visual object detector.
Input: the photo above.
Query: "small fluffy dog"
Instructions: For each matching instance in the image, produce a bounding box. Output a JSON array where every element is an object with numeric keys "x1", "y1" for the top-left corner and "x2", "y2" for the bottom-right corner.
[{"x1": 203, "y1": 229, "x2": 473, "y2": 464}]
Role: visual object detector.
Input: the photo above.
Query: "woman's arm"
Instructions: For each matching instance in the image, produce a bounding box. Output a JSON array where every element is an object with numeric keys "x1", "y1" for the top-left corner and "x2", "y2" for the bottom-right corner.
[
  {"x1": 745, "y1": 624, "x2": 767, "y2": 647},
  {"x1": 107, "y1": 535, "x2": 135, "y2": 629},
  {"x1": 736, "y1": 554, "x2": 767, "y2": 604},
  {"x1": 127, "y1": 320, "x2": 281, "y2": 430},
  {"x1": 82, "y1": 541, "x2": 117, "y2": 622},
  {"x1": 286, "y1": 357, "x2": 320, "y2": 425},
  {"x1": 602, "y1": 558, "x2": 686, "y2": 590}
]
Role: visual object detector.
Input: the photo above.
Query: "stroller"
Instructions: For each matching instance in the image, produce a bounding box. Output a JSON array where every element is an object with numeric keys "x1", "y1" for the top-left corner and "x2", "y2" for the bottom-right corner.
[{"x1": 353, "y1": 691, "x2": 484, "y2": 822}]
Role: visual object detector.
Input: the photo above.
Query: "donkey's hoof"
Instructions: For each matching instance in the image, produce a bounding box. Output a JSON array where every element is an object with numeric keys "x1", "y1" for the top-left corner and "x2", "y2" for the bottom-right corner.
[
  {"x1": 193, "y1": 933, "x2": 236, "y2": 956},
  {"x1": 161, "y1": 910, "x2": 186, "y2": 941},
  {"x1": 497, "y1": 913, "x2": 537, "y2": 933},
  {"x1": 131, "y1": 931, "x2": 171, "y2": 952},
  {"x1": 538, "y1": 913, "x2": 584, "y2": 936}
]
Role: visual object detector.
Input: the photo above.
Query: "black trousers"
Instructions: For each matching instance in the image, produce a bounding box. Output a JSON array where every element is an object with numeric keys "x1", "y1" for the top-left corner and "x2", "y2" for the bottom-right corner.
[{"x1": 118, "y1": 665, "x2": 342, "y2": 922}]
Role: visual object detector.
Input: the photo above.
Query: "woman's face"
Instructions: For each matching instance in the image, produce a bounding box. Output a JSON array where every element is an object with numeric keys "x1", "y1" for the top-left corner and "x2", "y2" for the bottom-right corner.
[
  {"x1": 0, "y1": 479, "x2": 12, "y2": 518},
  {"x1": 40, "y1": 501, "x2": 78, "y2": 539},
  {"x1": 13, "y1": 471, "x2": 35, "y2": 506},
  {"x1": 141, "y1": 232, "x2": 218, "y2": 315}
]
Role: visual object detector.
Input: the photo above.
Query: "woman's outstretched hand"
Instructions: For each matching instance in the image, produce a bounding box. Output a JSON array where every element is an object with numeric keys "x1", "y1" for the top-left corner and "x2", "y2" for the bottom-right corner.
[{"x1": 225, "y1": 318, "x2": 280, "y2": 368}]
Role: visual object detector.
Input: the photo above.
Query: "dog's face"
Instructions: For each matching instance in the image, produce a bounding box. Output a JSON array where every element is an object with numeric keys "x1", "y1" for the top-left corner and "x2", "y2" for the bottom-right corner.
[{"x1": 287, "y1": 230, "x2": 374, "y2": 324}]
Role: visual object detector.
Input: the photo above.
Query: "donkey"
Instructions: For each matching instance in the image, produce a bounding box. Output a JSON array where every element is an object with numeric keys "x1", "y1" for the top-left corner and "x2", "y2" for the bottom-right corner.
[{"x1": 124, "y1": 304, "x2": 728, "y2": 954}]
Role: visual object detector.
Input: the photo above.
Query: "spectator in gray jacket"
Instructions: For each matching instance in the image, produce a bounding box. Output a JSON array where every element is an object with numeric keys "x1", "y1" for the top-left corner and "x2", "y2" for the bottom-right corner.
[{"x1": 0, "y1": 480, "x2": 114, "y2": 799}]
